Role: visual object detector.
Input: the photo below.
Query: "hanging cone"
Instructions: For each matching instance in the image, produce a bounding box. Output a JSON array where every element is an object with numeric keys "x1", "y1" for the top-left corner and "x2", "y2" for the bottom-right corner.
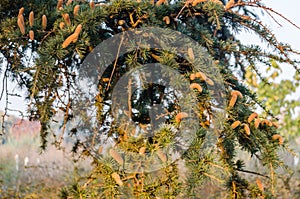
[
  {"x1": 74, "y1": 5, "x2": 80, "y2": 17},
  {"x1": 256, "y1": 178, "x2": 264, "y2": 192},
  {"x1": 74, "y1": 24, "x2": 82, "y2": 35},
  {"x1": 62, "y1": 13, "x2": 71, "y2": 26},
  {"x1": 109, "y1": 149, "x2": 124, "y2": 165},
  {"x1": 57, "y1": 0, "x2": 63, "y2": 10},
  {"x1": 190, "y1": 83, "x2": 202, "y2": 93},
  {"x1": 195, "y1": 71, "x2": 207, "y2": 81},
  {"x1": 66, "y1": 0, "x2": 73, "y2": 6},
  {"x1": 163, "y1": 16, "x2": 170, "y2": 24},
  {"x1": 190, "y1": 73, "x2": 196, "y2": 80},
  {"x1": 188, "y1": 47, "x2": 195, "y2": 62},
  {"x1": 62, "y1": 33, "x2": 78, "y2": 48},
  {"x1": 62, "y1": 24, "x2": 82, "y2": 48},
  {"x1": 18, "y1": 7, "x2": 24, "y2": 16},
  {"x1": 17, "y1": 15, "x2": 25, "y2": 35},
  {"x1": 175, "y1": 112, "x2": 188, "y2": 123},
  {"x1": 254, "y1": 118, "x2": 261, "y2": 129},
  {"x1": 111, "y1": 172, "x2": 123, "y2": 186},
  {"x1": 205, "y1": 78, "x2": 214, "y2": 86},
  {"x1": 42, "y1": 15, "x2": 47, "y2": 30},
  {"x1": 231, "y1": 121, "x2": 241, "y2": 129},
  {"x1": 139, "y1": 147, "x2": 146, "y2": 155},
  {"x1": 29, "y1": 11, "x2": 34, "y2": 27},
  {"x1": 29, "y1": 30, "x2": 34, "y2": 40},
  {"x1": 248, "y1": 112, "x2": 258, "y2": 123},
  {"x1": 156, "y1": 0, "x2": 166, "y2": 6},
  {"x1": 272, "y1": 134, "x2": 283, "y2": 145},
  {"x1": 231, "y1": 90, "x2": 243, "y2": 98},
  {"x1": 243, "y1": 123, "x2": 251, "y2": 136},
  {"x1": 59, "y1": 22, "x2": 65, "y2": 29},
  {"x1": 229, "y1": 94, "x2": 237, "y2": 108},
  {"x1": 90, "y1": 0, "x2": 95, "y2": 9}
]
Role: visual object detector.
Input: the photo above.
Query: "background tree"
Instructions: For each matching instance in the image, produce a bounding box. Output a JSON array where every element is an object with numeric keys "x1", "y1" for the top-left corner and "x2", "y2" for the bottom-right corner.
[
  {"x1": 1, "y1": 0, "x2": 300, "y2": 198},
  {"x1": 245, "y1": 60, "x2": 300, "y2": 139}
]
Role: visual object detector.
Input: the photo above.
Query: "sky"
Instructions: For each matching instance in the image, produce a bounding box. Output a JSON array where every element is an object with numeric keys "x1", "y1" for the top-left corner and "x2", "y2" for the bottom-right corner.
[
  {"x1": 239, "y1": 0, "x2": 300, "y2": 78},
  {"x1": 0, "y1": 0, "x2": 300, "y2": 116},
  {"x1": 262, "y1": 0, "x2": 300, "y2": 51}
]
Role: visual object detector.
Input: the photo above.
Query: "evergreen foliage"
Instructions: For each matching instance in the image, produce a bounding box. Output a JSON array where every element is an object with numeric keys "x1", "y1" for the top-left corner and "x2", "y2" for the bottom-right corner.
[{"x1": 1, "y1": 0, "x2": 299, "y2": 198}]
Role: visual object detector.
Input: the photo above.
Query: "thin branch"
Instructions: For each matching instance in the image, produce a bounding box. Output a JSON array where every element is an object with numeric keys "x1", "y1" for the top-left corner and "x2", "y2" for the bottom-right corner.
[
  {"x1": 175, "y1": 0, "x2": 195, "y2": 20},
  {"x1": 232, "y1": 1, "x2": 300, "y2": 30},
  {"x1": 1, "y1": 67, "x2": 8, "y2": 135},
  {"x1": 127, "y1": 77, "x2": 132, "y2": 119},
  {"x1": 207, "y1": 161, "x2": 230, "y2": 173},
  {"x1": 269, "y1": 163, "x2": 275, "y2": 196},
  {"x1": 0, "y1": 65, "x2": 8, "y2": 101},
  {"x1": 107, "y1": 32, "x2": 125, "y2": 91},
  {"x1": 265, "y1": 9, "x2": 282, "y2": 27},
  {"x1": 254, "y1": 4, "x2": 300, "y2": 30},
  {"x1": 39, "y1": 30, "x2": 55, "y2": 46},
  {"x1": 30, "y1": 65, "x2": 40, "y2": 101},
  {"x1": 203, "y1": 172, "x2": 225, "y2": 183},
  {"x1": 236, "y1": 168, "x2": 270, "y2": 179}
]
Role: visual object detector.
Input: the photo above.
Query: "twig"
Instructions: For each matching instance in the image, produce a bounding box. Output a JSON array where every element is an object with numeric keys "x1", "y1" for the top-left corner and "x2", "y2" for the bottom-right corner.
[
  {"x1": 30, "y1": 65, "x2": 40, "y2": 101},
  {"x1": 0, "y1": 67, "x2": 7, "y2": 101},
  {"x1": 207, "y1": 161, "x2": 230, "y2": 173},
  {"x1": 39, "y1": 30, "x2": 55, "y2": 46},
  {"x1": 107, "y1": 32, "x2": 125, "y2": 91},
  {"x1": 269, "y1": 163, "x2": 275, "y2": 196},
  {"x1": 1, "y1": 66, "x2": 9, "y2": 135},
  {"x1": 265, "y1": 9, "x2": 282, "y2": 27},
  {"x1": 203, "y1": 172, "x2": 224, "y2": 183},
  {"x1": 232, "y1": 181, "x2": 238, "y2": 198},
  {"x1": 232, "y1": 1, "x2": 300, "y2": 30},
  {"x1": 175, "y1": 0, "x2": 194, "y2": 20},
  {"x1": 127, "y1": 77, "x2": 132, "y2": 119},
  {"x1": 237, "y1": 168, "x2": 270, "y2": 179},
  {"x1": 213, "y1": 10, "x2": 221, "y2": 36},
  {"x1": 253, "y1": 4, "x2": 300, "y2": 30}
]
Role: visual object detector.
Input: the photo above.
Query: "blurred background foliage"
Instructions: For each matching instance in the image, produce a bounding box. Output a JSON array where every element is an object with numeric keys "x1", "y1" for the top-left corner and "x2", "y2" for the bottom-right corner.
[{"x1": 245, "y1": 60, "x2": 300, "y2": 139}]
